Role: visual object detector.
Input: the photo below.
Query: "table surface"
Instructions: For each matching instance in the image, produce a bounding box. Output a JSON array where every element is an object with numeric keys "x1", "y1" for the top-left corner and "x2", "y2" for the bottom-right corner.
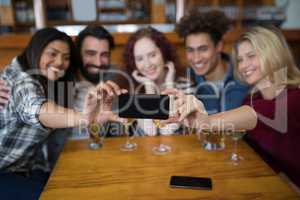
[{"x1": 40, "y1": 135, "x2": 299, "y2": 200}]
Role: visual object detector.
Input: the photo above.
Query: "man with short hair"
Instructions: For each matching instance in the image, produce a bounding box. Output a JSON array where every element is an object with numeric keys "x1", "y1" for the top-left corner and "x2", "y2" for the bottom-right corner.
[
  {"x1": 70, "y1": 25, "x2": 124, "y2": 139},
  {"x1": 175, "y1": 10, "x2": 249, "y2": 114},
  {"x1": 73, "y1": 25, "x2": 116, "y2": 112}
]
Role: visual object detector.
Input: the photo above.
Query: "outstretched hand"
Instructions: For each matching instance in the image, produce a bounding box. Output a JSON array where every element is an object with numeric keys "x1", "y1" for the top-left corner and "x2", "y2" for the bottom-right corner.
[
  {"x1": 83, "y1": 80, "x2": 128, "y2": 125},
  {"x1": 161, "y1": 88, "x2": 208, "y2": 128}
]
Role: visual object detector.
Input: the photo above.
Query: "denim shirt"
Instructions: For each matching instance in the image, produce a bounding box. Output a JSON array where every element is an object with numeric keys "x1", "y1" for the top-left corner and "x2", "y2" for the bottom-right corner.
[{"x1": 188, "y1": 54, "x2": 250, "y2": 114}]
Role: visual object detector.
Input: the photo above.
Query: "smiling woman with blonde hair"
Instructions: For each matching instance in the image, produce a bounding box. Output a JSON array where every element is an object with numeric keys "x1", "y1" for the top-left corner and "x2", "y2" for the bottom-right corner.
[{"x1": 232, "y1": 26, "x2": 300, "y2": 88}]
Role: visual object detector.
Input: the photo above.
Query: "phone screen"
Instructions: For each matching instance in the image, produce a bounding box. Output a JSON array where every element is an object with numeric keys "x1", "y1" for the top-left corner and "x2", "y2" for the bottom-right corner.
[
  {"x1": 118, "y1": 94, "x2": 169, "y2": 119},
  {"x1": 170, "y1": 176, "x2": 212, "y2": 190}
]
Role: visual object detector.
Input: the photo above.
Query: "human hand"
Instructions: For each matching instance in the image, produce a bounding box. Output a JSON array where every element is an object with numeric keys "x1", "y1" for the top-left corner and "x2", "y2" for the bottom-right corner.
[
  {"x1": 132, "y1": 70, "x2": 154, "y2": 84},
  {"x1": 0, "y1": 80, "x2": 10, "y2": 110},
  {"x1": 132, "y1": 70, "x2": 157, "y2": 94},
  {"x1": 83, "y1": 80, "x2": 128, "y2": 125},
  {"x1": 164, "y1": 61, "x2": 175, "y2": 89},
  {"x1": 162, "y1": 88, "x2": 208, "y2": 128}
]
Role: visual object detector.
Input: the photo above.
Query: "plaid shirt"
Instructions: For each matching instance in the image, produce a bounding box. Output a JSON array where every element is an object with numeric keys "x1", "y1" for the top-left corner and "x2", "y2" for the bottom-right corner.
[{"x1": 0, "y1": 59, "x2": 51, "y2": 173}]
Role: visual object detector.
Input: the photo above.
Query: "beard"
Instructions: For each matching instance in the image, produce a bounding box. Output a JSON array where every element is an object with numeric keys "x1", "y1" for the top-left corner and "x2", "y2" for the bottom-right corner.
[{"x1": 79, "y1": 64, "x2": 111, "y2": 84}]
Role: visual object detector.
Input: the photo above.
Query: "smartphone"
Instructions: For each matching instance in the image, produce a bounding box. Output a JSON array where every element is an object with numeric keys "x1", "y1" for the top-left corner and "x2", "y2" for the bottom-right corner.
[
  {"x1": 170, "y1": 176, "x2": 212, "y2": 190},
  {"x1": 118, "y1": 94, "x2": 169, "y2": 119}
]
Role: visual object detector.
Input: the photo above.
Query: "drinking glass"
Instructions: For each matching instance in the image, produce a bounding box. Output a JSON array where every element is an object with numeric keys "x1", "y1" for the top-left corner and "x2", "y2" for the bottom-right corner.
[
  {"x1": 230, "y1": 130, "x2": 247, "y2": 165},
  {"x1": 152, "y1": 119, "x2": 171, "y2": 155},
  {"x1": 88, "y1": 122, "x2": 103, "y2": 150},
  {"x1": 201, "y1": 130, "x2": 225, "y2": 151},
  {"x1": 120, "y1": 118, "x2": 137, "y2": 151}
]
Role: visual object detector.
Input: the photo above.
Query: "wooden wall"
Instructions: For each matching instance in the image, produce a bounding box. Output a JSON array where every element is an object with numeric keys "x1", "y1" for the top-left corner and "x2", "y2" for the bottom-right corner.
[{"x1": 1, "y1": 30, "x2": 300, "y2": 72}]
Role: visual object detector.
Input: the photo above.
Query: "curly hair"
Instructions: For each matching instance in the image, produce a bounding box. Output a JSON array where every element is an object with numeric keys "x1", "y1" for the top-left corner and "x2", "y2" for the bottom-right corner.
[
  {"x1": 175, "y1": 10, "x2": 232, "y2": 45},
  {"x1": 123, "y1": 27, "x2": 181, "y2": 77}
]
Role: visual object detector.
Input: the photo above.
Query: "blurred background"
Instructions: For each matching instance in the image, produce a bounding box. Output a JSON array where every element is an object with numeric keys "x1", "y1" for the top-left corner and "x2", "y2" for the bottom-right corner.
[
  {"x1": 1, "y1": 0, "x2": 300, "y2": 69},
  {"x1": 1, "y1": 0, "x2": 299, "y2": 33}
]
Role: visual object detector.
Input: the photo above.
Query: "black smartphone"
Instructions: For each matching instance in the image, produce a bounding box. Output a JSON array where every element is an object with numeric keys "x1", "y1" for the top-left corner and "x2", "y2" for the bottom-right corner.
[
  {"x1": 170, "y1": 176, "x2": 212, "y2": 190},
  {"x1": 118, "y1": 94, "x2": 169, "y2": 119}
]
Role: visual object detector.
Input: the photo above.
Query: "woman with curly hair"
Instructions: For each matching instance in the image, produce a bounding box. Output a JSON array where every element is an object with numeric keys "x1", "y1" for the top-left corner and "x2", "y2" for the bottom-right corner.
[{"x1": 123, "y1": 27, "x2": 191, "y2": 136}]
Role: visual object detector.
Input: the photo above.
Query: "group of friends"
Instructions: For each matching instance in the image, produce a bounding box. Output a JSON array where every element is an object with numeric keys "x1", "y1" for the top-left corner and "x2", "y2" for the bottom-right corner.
[{"x1": 0, "y1": 10, "x2": 300, "y2": 199}]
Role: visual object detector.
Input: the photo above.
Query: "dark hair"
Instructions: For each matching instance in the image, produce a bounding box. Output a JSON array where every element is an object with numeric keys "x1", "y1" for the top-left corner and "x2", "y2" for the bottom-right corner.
[
  {"x1": 74, "y1": 25, "x2": 115, "y2": 84},
  {"x1": 123, "y1": 27, "x2": 181, "y2": 77},
  {"x1": 175, "y1": 10, "x2": 232, "y2": 45},
  {"x1": 17, "y1": 27, "x2": 77, "y2": 106},
  {"x1": 75, "y1": 25, "x2": 115, "y2": 52}
]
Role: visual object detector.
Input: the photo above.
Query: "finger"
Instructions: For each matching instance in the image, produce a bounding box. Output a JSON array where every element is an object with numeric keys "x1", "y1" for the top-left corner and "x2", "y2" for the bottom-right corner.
[
  {"x1": 106, "y1": 80, "x2": 122, "y2": 95},
  {"x1": 0, "y1": 87, "x2": 10, "y2": 93},
  {"x1": 0, "y1": 92, "x2": 10, "y2": 99},
  {"x1": 165, "y1": 61, "x2": 171, "y2": 69},
  {"x1": 178, "y1": 103, "x2": 196, "y2": 122},
  {"x1": 86, "y1": 91, "x2": 95, "y2": 101},
  {"x1": 174, "y1": 98, "x2": 184, "y2": 109},
  {"x1": 165, "y1": 61, "x2": 175, "y2": 70},
  {"x1": 0, "y1": 85, "x2": 9, "y2": 90},
  {"x1": 96, "y1": 82, "x2": 114, "y2": 97},
  {"x1": 0, "y1": 85, "x2": 9, "y2": 92},
  {"x1": 0, "y1": 98, "x2": 9, "y2": 104},
  {"x1": 183, "y1": 118, "x2": 192, "y2": 128},
  {"x1": 132, "y1": 70, "x2": 139, "y2": 79},
  {"x1": 109, "y1": 114, "x2": 126, "y2": 124},
  {"x1": 87, "y1": 86, "x2": 98, "y2": 98},
  {"x1": 160, "y1": 116, "x2": 180, "y2": 126},
  {"x1": 121, "y1": 89, "x2": 128, "y2": 94},
  {"x1": 161, "y1": 88, "x2": 179, "y2": 95},
  {"x1": 84, "y1": 91, "x2": 97, "y2": 107},
  {"x1": 0, "y1": 80, "x2": 6, "y2": 85},
  {"x1": 175, "y1": 90, "x2": 185, "y2": 99},
  {"x1": 132, "y1": 70, "x2": 138, "y2": 76}
]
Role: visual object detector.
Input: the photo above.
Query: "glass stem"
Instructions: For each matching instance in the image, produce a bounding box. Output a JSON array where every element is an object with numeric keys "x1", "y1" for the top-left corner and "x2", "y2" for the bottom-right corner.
[
  {"x1": 157, "y1": 127, "x2": 161, "y2": 144},
  {"x1": 126, "y1": 124, "x2": 131, "y2": 143},
  {"x1": 233, "y1": 140, "x2": 238, "y2": 155},
  {"x1": 231, "y1": 140, "x2": 239, "y2": 162}
]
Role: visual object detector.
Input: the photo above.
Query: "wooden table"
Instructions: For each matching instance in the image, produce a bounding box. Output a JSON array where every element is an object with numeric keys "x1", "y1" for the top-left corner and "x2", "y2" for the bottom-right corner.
[{"x1": 40, "y1": 135, "x2": 299, "y2": 200}]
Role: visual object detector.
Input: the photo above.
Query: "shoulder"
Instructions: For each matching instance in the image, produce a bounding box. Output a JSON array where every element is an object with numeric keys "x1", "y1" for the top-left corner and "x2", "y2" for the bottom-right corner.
[
  {"x1": 1, "y1": 59, "x2": 34, "y2": 87},
  {"x1": 286, "y1": 86, "x2": 300, "y2": 106},
  {"x1": 2, "y1": 64, "x2": 45, "y2": 99},
  {"x1": 284, "y1": 87, "x2": 300, "y2": 124},
  {"x1": 287, "y1": 86, "x2": 300, "y2": 96}
]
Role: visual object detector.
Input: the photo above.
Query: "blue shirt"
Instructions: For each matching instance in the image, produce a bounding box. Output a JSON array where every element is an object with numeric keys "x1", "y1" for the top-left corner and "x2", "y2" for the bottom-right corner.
[{"x1": 188, "y1": 54, "x2": 250, "y2": 114}]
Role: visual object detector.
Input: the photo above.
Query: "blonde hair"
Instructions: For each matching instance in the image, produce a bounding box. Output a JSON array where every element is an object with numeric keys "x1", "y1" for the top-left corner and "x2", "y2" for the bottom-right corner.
[{"x1": 232, "y1": 26, "x2": 300, "y2": 86}]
